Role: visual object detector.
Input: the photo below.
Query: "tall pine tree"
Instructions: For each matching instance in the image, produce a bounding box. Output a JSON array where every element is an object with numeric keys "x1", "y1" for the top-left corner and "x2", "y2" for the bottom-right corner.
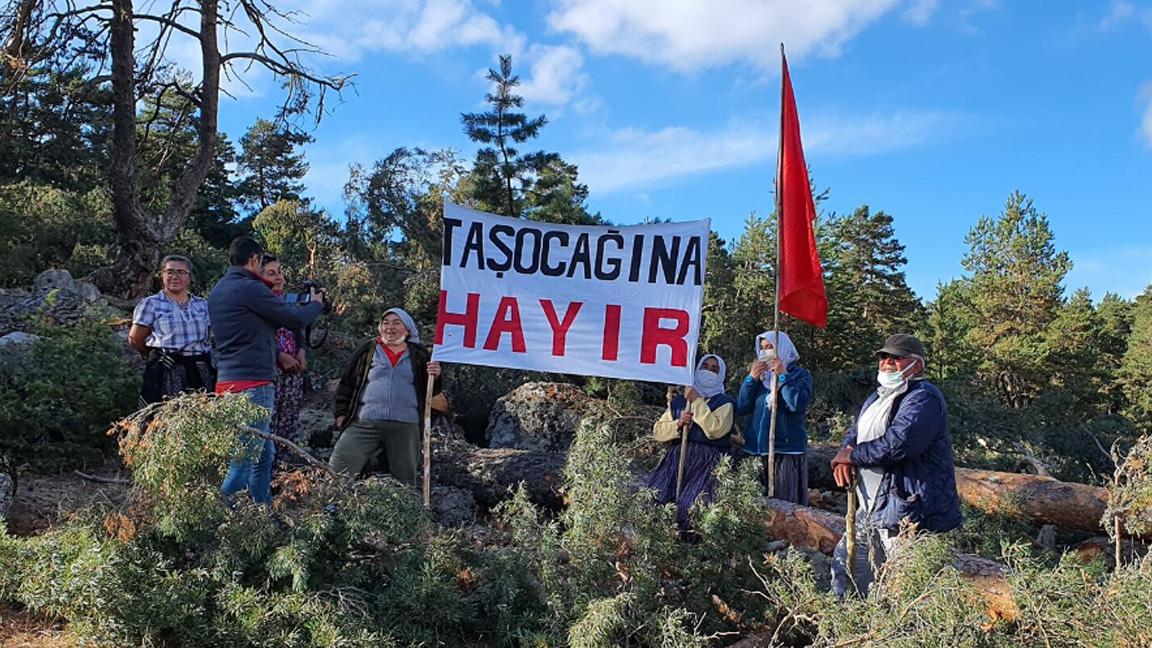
[
  {"x1": 236, "y1": 118, "x2": 313, "y2": 214},
  {"x1": 962, "y1": 192, "x2": 1070, "y2": 408}
]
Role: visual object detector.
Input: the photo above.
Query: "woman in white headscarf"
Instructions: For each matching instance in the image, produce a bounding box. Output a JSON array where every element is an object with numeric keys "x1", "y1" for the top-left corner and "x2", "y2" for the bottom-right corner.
[
  {"x1": 734, "y1": 331, "x2": 813, "y2": 504},
  {"x1": 648, "y1": 353, "x2": 736, "y2": 529}
]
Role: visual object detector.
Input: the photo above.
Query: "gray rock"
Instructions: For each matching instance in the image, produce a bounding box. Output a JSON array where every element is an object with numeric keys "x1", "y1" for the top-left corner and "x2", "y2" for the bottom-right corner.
[
  {"x1": 0, "y1": 456, "x2": 12, "y2": 522},
  {"x1": 295, "y1": 408, "x2": 333, "y2": 446},
  {"x1": 73, "y1": 280, "x2": 104, "y2": 304},
  {"x1": 0, "y1": 332, "x2": 40, "y2": 348},
  {"x1": 33, "y1": 269, "x2": 77, "y2": 293},
  {"x1": 429, "y1": 485, "x2": 477, "y2": 527},
  {"x1": 484, "y1": 382, "x2": 594, "y2": 452}
]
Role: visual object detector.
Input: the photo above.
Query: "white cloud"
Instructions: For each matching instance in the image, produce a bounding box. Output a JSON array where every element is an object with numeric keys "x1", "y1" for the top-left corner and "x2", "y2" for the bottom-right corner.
[
  {"x1": 1140, "y1": 81, "x2": 1152, "y2": 148},
  {"x1": 290, "y1": 0, "x2": 526, "y2": 60},
  {"x1": 546, "y1": 0, "x2": 901, "y2": 73},
  {"x1": 571, "y1": 110, "x2": 961, "y2": 193},
  {"x1": 903, "y1": 0, "x2": 940, "y2": 26},
  {"x1": 518, "y1": 44, "x2": 589, "y2": 106},
  {"x1": 1099, "y1": 1, "x2": 1135, "y2": 30}
]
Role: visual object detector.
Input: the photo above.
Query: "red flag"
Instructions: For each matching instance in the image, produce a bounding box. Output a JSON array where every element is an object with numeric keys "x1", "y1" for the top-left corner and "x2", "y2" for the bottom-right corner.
[{"x1": 776, "y1": 48, "x2": 828, "y2": 328}]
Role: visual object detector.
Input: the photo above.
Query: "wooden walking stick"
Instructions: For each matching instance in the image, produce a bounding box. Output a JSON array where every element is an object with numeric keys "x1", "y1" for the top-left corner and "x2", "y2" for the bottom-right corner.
[
  {"x1": 675, "y1": 418, "x2": 690, "y2": 500},
  {"x1": 845, "y1": 472, "x2": 858, "y2": 588},
  {"x1": 422, "y1": 369, "x2": 435, "y2": 509}
]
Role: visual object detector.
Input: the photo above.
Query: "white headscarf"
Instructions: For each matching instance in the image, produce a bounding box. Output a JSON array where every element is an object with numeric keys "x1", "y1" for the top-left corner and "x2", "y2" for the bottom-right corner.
[
  {"x1": 754, "y1": 330, "x2": 799, "y2": 388},
  {"x1": 692, "y1": 353, "x2": 727, "y2": 398}
]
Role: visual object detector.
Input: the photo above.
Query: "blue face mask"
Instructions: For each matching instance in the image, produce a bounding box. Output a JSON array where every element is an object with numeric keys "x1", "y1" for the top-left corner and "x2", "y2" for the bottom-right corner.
[{"x1": 877, "y1": 370, "x2": 906, "y2": 389}]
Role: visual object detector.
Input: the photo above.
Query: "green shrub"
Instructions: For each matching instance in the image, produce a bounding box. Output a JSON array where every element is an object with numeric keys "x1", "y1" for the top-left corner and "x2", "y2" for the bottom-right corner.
[{"x1": 0, "y1": 314, "x2": 138, "y2": 467}]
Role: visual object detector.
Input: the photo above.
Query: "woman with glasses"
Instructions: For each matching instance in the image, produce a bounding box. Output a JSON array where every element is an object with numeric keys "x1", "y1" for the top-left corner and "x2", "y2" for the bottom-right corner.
[
  {"x1": 260, "y1": 255, "x2": 308, "y2": 447},
  {"x1": 129, "y1": 255, "x2": 215, "y2": 405}
]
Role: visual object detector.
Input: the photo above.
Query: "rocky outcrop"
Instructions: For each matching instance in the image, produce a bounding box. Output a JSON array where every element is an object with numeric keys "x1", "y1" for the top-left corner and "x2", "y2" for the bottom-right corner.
[
  {"x1": 431, "y1": 437, "x2": 566, "y2": 510},
  {"x1": 0, "y1": 270, "x2": 109, "y2": 335},
  {"x1": 0, "y1": 455, "x2": 13, "y2": 522},
  {"x1": 484, "y1": 382, "x2": 595, "y2": 452}
]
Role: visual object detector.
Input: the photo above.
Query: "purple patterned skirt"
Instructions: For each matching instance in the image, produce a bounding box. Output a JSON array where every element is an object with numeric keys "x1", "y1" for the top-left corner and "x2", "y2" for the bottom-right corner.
[{"x1": 647, "y1": 442, "x2": 726, "y2": 527}]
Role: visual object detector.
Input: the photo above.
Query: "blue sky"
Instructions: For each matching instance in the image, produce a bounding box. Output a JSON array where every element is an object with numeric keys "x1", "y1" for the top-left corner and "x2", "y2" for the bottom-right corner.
[{"x1": 209, "y1": 0, "x2": 1152, "y2": 302}]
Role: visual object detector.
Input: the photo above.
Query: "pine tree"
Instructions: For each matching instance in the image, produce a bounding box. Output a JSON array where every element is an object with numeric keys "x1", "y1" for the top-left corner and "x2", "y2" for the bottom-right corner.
[
  {"x1": 460, "y1": 54, "x2": 596, "y2": 224},
  {"x1": 962, "y1": 192, "x2": 1071, "y2": 408},
  {"x1": 809, "y1": 206, "x2": 923, "y2": 370},
  {"x1": 1119, "y1": 285, "x2": 1152, "y2": 430},
  {"x1": 924, "y1": 279, "x2": 979, "y2": 382},
  {"x1": 1043, "y1": 288, "x2": 1107, "y2": 414},
  {"x1": 236, "y1": 118, "x2": 313, "y2": 214}
]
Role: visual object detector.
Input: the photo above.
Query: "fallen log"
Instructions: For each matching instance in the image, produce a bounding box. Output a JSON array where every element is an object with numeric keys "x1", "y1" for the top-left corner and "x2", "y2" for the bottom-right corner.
[
  {"x1": 759, "y1": 497, "x2": 1017, "y2": 620},
  {"x1": 806, "y1": 446, "x2": 1117, "y2": 536}
]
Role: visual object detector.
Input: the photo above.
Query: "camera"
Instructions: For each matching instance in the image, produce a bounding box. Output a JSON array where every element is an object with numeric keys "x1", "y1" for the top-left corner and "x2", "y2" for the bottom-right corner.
[{"x1": 283, "y1": 279, "x2": 329, "y2": 311}]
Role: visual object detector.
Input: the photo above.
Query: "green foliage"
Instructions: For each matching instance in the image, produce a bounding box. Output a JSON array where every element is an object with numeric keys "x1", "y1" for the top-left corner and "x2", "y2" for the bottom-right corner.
[
  {"x1": 0, "y1": 182, "x2": 115, "y2": 287},
  {"x1": 252, "y1": 199, "x2": 341, "y2": 280},
  {"x1": 0, "y1": 313, "x2": 138, "y2": 467},
  {"x1": 460, "y1": 54, "x2": 599, "y2": 224},
  {"x1": 237, "y1": 119, "x2": 314, "y2": 214},
  {"x1": 1119, "y1": 286, "x2": 1152, "y2": 430},
  {"x1": 962, "y1": 192, "x2": 1071, "y2": 408},
  {"x1": 1105, "y1": 435, "x2": 1152, "y2": 539}
]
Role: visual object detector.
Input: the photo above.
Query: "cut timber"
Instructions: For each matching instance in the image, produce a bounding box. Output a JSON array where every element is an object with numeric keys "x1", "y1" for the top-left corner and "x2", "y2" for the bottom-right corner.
[
  {"x1": 953, "y1": 468, "x2": 1109, "y2": 534},
  {"x1": 759, "y1": 497, "x2": 1017, "y2": 620},
  {"x1": 806, "y1": 446, "x2": 1118, "y2": 536}
]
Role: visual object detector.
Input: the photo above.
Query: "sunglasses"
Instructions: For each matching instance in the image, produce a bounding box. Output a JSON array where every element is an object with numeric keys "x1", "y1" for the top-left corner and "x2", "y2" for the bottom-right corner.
[{"x1": 877, "y1": 352, "x2": 907, "y2": 361}]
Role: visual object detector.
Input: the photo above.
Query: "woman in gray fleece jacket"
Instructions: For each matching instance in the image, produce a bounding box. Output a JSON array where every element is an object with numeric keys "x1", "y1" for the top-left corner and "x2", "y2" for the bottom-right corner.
[{"x1": 330, "y1": 308, "x2": 443, "y2": 485}]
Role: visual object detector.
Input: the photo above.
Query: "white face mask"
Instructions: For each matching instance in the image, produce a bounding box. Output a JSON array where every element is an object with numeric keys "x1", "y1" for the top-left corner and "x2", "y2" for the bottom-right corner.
[
  {"x1": 758, "y1": 347, "x2": 776, "y2": 362},
  {"x1": 877, "y1": 362, "x2": 916, "y2": 389},
  {"x1": 695, "y1": 368, "x2": 721, "y2": 388}
]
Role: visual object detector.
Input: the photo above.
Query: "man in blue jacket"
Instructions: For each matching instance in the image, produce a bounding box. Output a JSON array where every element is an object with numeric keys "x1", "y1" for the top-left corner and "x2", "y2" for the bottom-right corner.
[
  {"x1": 208, "y1": 237, "x2": 326, "y2": 503},
  {"x1": 829, "y1": 333, "x2": 961, "y2": 597}
]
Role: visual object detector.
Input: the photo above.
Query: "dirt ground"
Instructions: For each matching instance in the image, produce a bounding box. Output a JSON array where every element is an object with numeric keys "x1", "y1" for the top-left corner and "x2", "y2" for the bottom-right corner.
[
  {"x1": 5, "y1": 467, "x2": 132, "y2": 538},
  {"x1": 0, "y1": 606, "x2": 71, "y2": 648},
  {"x1": 2, "y1": 467, "x2": 132, "y2": 647}
]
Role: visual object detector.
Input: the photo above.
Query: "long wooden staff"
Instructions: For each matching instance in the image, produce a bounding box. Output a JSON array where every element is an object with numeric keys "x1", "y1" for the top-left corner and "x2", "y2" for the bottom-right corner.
[
  {"x1": 675, "y1": 418, "x2": 690, "y2": 500},
  {"x1": 845, "y1": 472, "x2": 858, "y2": 591},
  {"x1": 422, "y1": 369, "x2": 435, "y2": 508}
]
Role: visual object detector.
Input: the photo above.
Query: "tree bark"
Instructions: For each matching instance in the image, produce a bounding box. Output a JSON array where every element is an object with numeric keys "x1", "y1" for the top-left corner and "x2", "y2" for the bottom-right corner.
[
  {"x1": 757, "y1": 497, "x2": 1018, "y2": 621},
  {"x1": 806, "y1": 445, "x2": 1117, "y2": 537}
]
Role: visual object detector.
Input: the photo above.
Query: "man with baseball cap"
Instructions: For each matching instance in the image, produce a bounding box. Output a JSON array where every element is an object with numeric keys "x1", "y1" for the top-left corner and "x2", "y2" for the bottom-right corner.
[{"x1": 829, "y1": 333, "x2": 961, "y2": 597}]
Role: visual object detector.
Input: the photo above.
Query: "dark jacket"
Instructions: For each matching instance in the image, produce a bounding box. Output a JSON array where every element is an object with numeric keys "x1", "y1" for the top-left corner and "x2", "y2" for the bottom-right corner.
[
  {"x1": 843, "y1": 380, "x2": 962, "y2": 533},
  {"x1": 334, "y1": 338, "x2": 443, "y2": 431},
  {"x1": 735, "y1": 364, "x2": 812, "y2": 455},
  {"x1": 208, "y1": 267, "x2": 324, "y2": 382},
  {"x1": 666, "y1": 393, "x2": 736, "y2": 449}
]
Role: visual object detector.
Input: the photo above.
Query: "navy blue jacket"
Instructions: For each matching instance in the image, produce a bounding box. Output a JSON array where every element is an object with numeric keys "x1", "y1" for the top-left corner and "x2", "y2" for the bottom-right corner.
[
  {"x1": 666, "y1": 393, "x2": 736, "y2": 449},
  {"x1": 735, "y1": 364, "x2": 812, "y2": 455},
  {"x1": 843, "y1": 380, "x2": 962, "y2": 533},
  {"x1": 208, "y1": 267, "x2": 324, "y2": 382}
]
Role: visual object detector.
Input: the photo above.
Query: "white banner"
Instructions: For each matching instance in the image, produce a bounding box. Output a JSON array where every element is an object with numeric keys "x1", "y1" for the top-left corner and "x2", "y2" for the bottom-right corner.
[{"x1": 432, "y1": 202, "x2": 709, "y2": 385}]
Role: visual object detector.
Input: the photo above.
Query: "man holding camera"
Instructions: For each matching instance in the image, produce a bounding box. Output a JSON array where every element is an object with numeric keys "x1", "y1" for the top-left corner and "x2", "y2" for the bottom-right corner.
[{"x1": 208, "y1": 237, "x2": 327, "y2": 504}]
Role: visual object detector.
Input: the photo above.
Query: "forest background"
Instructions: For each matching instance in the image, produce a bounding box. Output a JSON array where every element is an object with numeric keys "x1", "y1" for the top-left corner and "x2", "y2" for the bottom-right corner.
[{"x1": 1, "y1": 1, "x2": 1152, "y2": 644}]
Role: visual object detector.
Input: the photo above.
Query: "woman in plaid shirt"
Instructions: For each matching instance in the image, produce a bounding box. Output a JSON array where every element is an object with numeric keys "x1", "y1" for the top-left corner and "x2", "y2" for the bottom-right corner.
[{"x1": 128, "y1": 255, "x2": 215, "y2": 405}]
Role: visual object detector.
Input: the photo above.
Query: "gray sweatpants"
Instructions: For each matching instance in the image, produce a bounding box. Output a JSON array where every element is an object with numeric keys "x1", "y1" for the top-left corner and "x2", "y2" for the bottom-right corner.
[{"x1": 329, "y1": 419, "x2": 421, "y2": 486}]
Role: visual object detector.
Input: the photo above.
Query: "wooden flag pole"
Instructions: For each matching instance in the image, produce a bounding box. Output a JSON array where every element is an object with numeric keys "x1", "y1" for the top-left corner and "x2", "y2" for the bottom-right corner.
[
  {"x1": 766, "y1": 43, "x2": 787, "y2": 499},
  {"x1": 422, "y1": 368, "x2": 435, "y2": 509}
]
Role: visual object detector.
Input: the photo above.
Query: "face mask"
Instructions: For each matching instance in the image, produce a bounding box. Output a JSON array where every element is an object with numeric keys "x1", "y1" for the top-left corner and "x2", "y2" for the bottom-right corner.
[
  {"x1": 876, "y1": 370, "x2": 905, "y2": 389},
  {"x1": 695, "y1": 369, "x2": 720, "y2": 387},
  {"x1": 758, "y1": 347, "x2": 776, "y2": 362}
]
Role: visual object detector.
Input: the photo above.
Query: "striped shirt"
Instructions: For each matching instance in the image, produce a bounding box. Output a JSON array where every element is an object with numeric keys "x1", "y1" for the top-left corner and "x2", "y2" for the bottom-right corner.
[{"x1": 132, "y1": 291, "x2": 212, "y2": 355}]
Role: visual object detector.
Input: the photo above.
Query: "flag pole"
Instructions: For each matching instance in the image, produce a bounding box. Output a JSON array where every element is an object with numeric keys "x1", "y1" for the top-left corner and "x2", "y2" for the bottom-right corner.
[{"x1": 766, "y1": 43, "x2": 787, "y2": 499}]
